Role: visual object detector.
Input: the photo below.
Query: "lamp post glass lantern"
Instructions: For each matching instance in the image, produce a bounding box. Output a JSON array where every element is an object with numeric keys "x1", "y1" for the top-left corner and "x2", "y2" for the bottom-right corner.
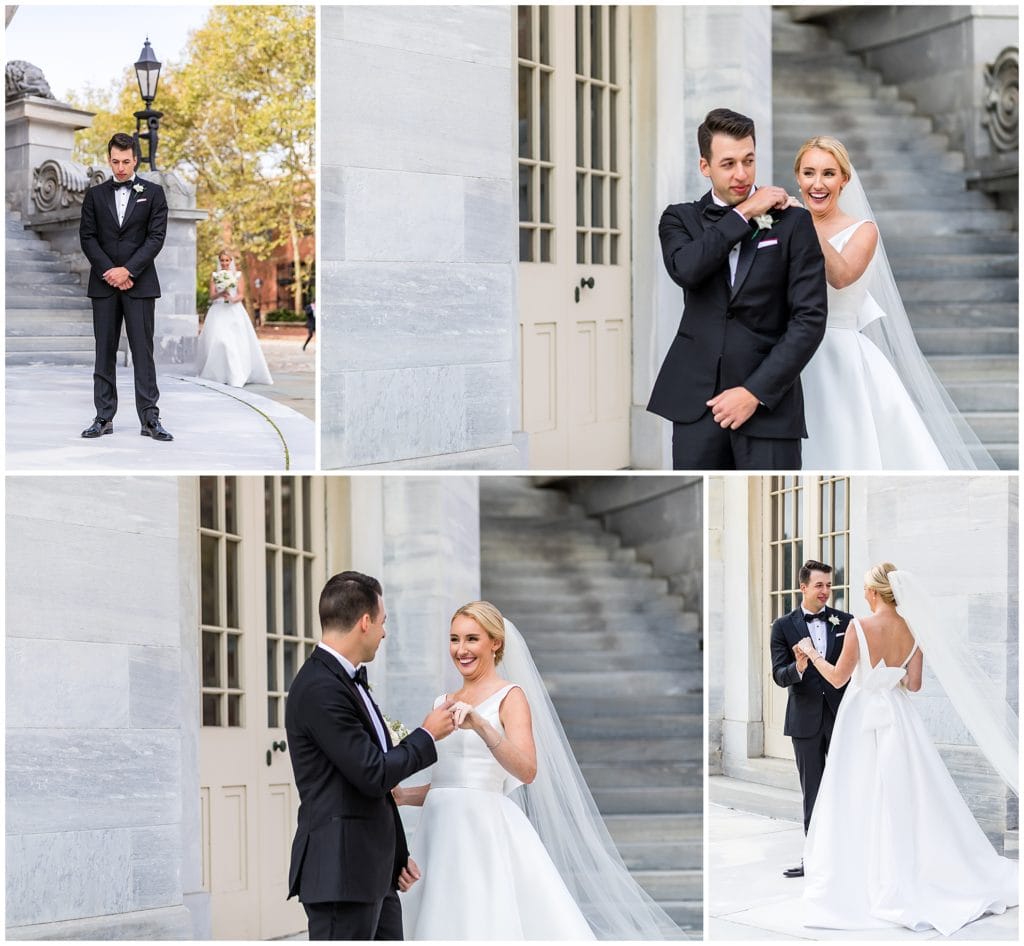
[{"x1": 133, "y1": 37, "x2": 163, "y2": 171}]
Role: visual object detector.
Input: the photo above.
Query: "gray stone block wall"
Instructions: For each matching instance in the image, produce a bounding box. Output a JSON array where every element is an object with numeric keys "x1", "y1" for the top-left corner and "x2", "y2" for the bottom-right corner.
[
  {"x1": 5, "y1": 477, "x2": 199, "y2": 938},
  {"x1": 321, "y1": 6, "x2": 518, "y2": 469}
]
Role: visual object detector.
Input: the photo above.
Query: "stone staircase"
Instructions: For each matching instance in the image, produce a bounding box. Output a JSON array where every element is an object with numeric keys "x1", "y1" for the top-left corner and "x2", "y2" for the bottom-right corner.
[
  {"x1": 772, "y1": 9, "x2": 1019, "y2": 469},
  {"x1": 6, "y1": 207, "x2": 94, "y2": 366},
  {"x1": 479, "y1": 478, "x2": 702, "y2": 936}
]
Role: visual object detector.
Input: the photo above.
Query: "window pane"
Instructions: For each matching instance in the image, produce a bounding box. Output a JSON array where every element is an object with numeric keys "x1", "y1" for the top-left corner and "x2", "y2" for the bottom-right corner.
[
  {"x1": 592, "y1": 173, "x2": 603, "y2": 228},
  {"x1": 540, "y1": 228, "x2": 552, "y2": 263},
  {"x1": 609, "y1": 6, "x2": 616, "y2": 82},
  {"x1": 820, "y1": 481, "x2": 831, "y2": 534},
  {"x1": 268, "y1": 696, "x2": 278, "y2": 729},
  {"x1": 202, "y1": 630, "x2": 221, "y2": 687},
  {"x1": 590, "y1": 4, "x2": 603, "y2": 78},
  {"x1": 540, "y1": 166, "x2": 551, "y2": 223},
  {"x1": 591, "y1": 231, "x2": 604, "y2": 265},
  {"x1": 610, "y1": 233, "x2": 618, "y2": 265},
  {"x1": 200, "y1": 478, "x2": 217, "y2": 530},
  {"x1": 517, "y1": 5, "x2": 532, "y2": 60},
  {"x1": 264, "y1": 478, "x2": 276, "y2": 543},
  {"x1": 202, "y1": 693, "x2": 221, "y2": 727},
  {"x1": 227, "y1": 694, "x2": 242, "y2": 727},
  {"x1": 284, "y1": 642, "x2": 299, "y2": 690},
  {"x1": 576, "y1": 172, "x2": 586, "y2": 226},
  {"x1": 591, "y1": 85, "x2": 603, "y2": 170},
  {"x1": 224, "y1": 476, "x2": 237, "y2": 534},
  {"x1": 539, "y1": 70, "x2": 550, "y2": 162},
  {"x1": 267, "y1": 637, "x2": 278, "y2": 691},
  {"x1": 266, "y1": 549, "x2": 277, "y2": 634},
  {"x1": 610, "y1": 90, "x2": 618, "y2": 173},
  {"x1": 575, "y1": 81, "x2": 585, "y2": 167},
  {"x1": 520, "y1": 228, "x2": 533, "y2": 263},
  {"x1": 302, "y1": 476, "x2": 311, "y2": 552},
  {"x1": 835, "y1": 479, "x2": 847, "y2": 530},
  {"x1": 281, "y1": 477, "x2": 295, "y2": 549},
  {"x1": 518, "y1": 65, "x2": 532, "y2": 159},
  {"x1": 226, "y1": 633, "x2": 240, "y2": 689},
  {"x1": 575, "y1": 6, "x2": 584, "y2": 74},
  {"x1": 226, "y1": 540, "x2": 238, "y2": 628},
  {"x1": 610, "y1": 177, "x2": 618, "y2": 228},
  {"x1": 201, "y1": 534, "x2": 219, "y2": 626},
  {"x1": 304, "y1": 558, "x2": 313, "y2": 638},
  {"x1": 539, "y1": 5, "x2": 549, "y2": 63},
  {"x1": 577, "y1": 231, "x2": 586, "y2": 265},
  {"x1": 519, "y1": 165, "x2": 533, "y2": 222},
  {"x1": 283, "y1": 552, "x2": 297, "y2": 634}
]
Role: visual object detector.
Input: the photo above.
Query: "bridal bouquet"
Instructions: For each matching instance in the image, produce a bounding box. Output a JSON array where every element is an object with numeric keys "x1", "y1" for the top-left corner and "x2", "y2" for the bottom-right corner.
[
  {"x1": 212, "y1": 269, "x2": 239, "y2": 294},
  {"x1": 384, "y1": 715, "x2": 410, "y2": 746}
]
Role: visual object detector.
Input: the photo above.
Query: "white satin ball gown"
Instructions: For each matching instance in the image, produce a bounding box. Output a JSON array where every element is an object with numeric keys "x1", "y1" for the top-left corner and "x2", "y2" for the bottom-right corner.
[
  {"x1": 801, "y1": 221, "x2": 947, "y2": 470},
  {"x1": 195, "y1": 286, "x2": 273, "y2": 388},
  {"x1": 400, "y1": 684, "x2": 595, "y2": 940},
  {"x1": 803, "y1": 619, "x2": 1018, "y2": 934}
]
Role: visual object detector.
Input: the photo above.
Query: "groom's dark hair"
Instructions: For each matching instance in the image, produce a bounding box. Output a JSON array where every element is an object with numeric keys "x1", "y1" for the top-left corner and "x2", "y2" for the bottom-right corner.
[
  {"x1": 320, "y1": 570, "x2": 383, "y2": 632},
  {"x1": 698, "y1": 108, "x2": 756, "y2": 160},
  {"x1": 799, "y1": 560, "x2": 833, "y2": 585},
  {"x1": 107, "y1": 132, "x2": 137, "y2": 155}
]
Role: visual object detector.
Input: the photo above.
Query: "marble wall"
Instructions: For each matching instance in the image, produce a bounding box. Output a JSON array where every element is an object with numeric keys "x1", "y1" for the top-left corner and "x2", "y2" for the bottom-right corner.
[
  {"x1": 320, "y1": 6, "x2": 519, "y2": 469},
  {"x1": 5, "y1": 477, "x2": 201, "y2": 939}
]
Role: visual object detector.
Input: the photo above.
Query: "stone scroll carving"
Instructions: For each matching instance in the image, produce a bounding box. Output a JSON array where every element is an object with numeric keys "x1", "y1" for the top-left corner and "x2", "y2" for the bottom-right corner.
[
  {"x1": 5, "y1": 60, "x2": 56, "y2": 101},
  {"x1": 31, "y1": 159, "x2": 109, "y2": 213},
  {"x1": 983, "y1": 46, "x2": 1018, "y2": 153}
]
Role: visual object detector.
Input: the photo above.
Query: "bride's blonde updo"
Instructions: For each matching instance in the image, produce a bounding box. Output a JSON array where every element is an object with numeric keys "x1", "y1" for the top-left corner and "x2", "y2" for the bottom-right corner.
[
  {"x1": 451, "y1": 600, "x2": 506, "y2": 665},
  {"x1": 864, "y1": 562, "x2": 898, "y2": 606},
  {"x1": 793, "y1": 135, "x2": 853, "y2": 183}
]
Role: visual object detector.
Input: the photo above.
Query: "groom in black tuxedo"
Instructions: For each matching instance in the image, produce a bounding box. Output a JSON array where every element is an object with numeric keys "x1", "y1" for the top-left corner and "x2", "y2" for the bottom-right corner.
[
  {"x1": 770, "y1": 559, "x2": 852, "y2": 877},
  {"x1": 286, "y1": 571, "x2": 456, "y2": 940},
  {"x1": 648, "y1": 108, "x2": 827, "y2": 470},
  {"x1": 79, "y1": 132, "x2": 172, "y2": 441}
]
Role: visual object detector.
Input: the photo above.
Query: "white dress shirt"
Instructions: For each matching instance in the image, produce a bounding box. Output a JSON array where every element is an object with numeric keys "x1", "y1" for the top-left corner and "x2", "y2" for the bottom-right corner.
[
  {"x1": 317, "y1": 641, "x2": 390, "y2": 752},
  {"x1": 710, "y1": 186, "x2": 754, "y2": 286},
  {"x1": 114, "y1": 177, "x2": 135, "y2": 226}
]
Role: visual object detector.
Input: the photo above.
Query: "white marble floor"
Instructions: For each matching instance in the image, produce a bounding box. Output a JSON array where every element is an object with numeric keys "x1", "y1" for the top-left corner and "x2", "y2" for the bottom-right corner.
[{"x1": 708, "y1": 804, "x2": 1019, "y2": 941}]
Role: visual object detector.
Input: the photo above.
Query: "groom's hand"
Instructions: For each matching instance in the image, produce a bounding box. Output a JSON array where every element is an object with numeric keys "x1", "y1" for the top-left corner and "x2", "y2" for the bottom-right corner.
[
  {"x1": 793, "y1": 644, "x2": 809, "y2": 674},
  {"x1": 422, "y1": 700, "x2": 457, "y2": 740},
  {"x1": 103, "y1": 266, "x2": 132, "y2": 288},
  {"x1": 397, "y1": 856, "x2": 421, "y2": 892},
  {"x1": 736, "y1": 185, "x2": 790, "y2": 219},
  {"x1": 707, "y1": 387, "x2": 759, "y2": 429}
]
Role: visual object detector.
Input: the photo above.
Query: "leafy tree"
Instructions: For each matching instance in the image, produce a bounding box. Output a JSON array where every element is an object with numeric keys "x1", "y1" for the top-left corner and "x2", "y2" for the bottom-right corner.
[{"x1": 71, "y1": 5, "x2": 315, "y2": 312}]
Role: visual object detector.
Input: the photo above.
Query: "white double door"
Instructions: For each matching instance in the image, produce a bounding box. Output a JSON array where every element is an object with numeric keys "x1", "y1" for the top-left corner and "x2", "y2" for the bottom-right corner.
[{"x1": 518, "y1": 5, "x2": 632, "y2": 469}]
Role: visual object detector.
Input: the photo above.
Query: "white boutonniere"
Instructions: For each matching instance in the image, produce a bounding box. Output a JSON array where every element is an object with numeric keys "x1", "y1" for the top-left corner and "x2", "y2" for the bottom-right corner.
[
  {"x1": 133, "y1": 183, "x2": 145, "y2": 194},
  {"x1": 384, "y1": 715, "x2": 410, "y2": 746},
  {"x1": 750, "y1": 212, "x2": 774, "y2": 241},
  {"x1": 828, "y1": 615, "x2": 840, "y2": 627}
]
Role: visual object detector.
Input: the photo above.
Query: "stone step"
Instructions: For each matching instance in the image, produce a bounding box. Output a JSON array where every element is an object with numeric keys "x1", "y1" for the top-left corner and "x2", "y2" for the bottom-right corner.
[
  {"x1": 540, "y1": 669, "x2": 701, "y2": 698},
  {"x1": 771, "y1": 21, "x2": 844, "y2": 55},
  {"x1": 871, "y1": 208, "x2": 1015, "y2": 235},
  {"x1": 660, "y1": 902, "x2": 702, "y2": 934},
  {"x1": 6, "y1": 288, "x2": 91, "y2": 305},
  {"x1": 605, "y1": 813, "x2": 702, "y2": 844},
  {"x1": 886, "y1": 233, "x2": 1017, "y2": 256},
  {"x1": 479, "y1": 490, "x2": 580, "y2": 519},
  {"x1": 6, "y1": 269, "x2": 80, "y2": 286},
  {"x1": 495, "y1": 596, "x2": 686, "y2": 619},
  {"x1": 710, "y1": 775, "x2": 803, "y2": 824},
  {"x1": 581, "y1": 760, "x2": 701, "y2": 786},
  {"x1": 526, "y1": 650, "x2": 695, "y2": 672},
  {"x1": 570, "y1": 736, "x2": 699, "y2": 764},
  {"x1": 774, "y1": 95, "x2": 915, "y2": 116},
  {"x1": 6, "y1": 335, "x2": 94, "y2": 352},
  {"x1": 4, "y1": 256, "x2": 70, "y2": 273},
  {"x1": 836, "y1": 190, "x2": 994, "y2": 211},
  {"x1": 593, "y1": 785, "x2": 701, "y2": 815},
  {"x1": 855, "y1": 168, "x2": 974, "y2": 192},
  {"x1": 719, "y1": 756, "x2": 800, "y2": 792},
  {"x1": 6, "y1": 320, "x2": 93, "y2": 339},
  {"x1": 931, "y1": 354, "x2": 1017, "y2": 383},
  {"x1": 774, "y1": 137, "x2": 962, "y2": 170},
  {"x1": 511, "y1": 613, "x2": 700, "y2": 637},
  {"x1": 516, "y1": 626, "x2": 697, "y2": 654},
  {"x1": 962, "y1": 411, "x2": 1018, "y2": 445},
  {"x1": 485, "y1": 558, "x2": 655, "y2": 579},
  {"x1": 907, "y1": 302, "x2": 1019, "y2": 330},
  {"x1": 986, "y1": 444, "x2": 1018, "y2": 470},
  {"x1": 486, "y1": 573, "x2": 670, "y2": 596},
  {"x1": 634, "y1": 868, "x2": 702, "y2": 903},
  {"x1": 892, "y1": 256, "x2": 1018, "y2": 280},
  {"x1": 552, "y1": 693, "x2": 704, "y2": 718},
  {"x1": 916, "y1": 327, "x2": 1017, "y2": 356},
  {"x1": 774, "y1": 110, "x2": 934, "y2": 137},
  {"x1": 5, "y1": 350, "x2": 95, "y2": 367},
  {"x1": 774, "y1": 51, "x2": 883, "y2": 80},
  {"x1": 945, "y1": 380, "x2": 1019, "y2": 412},
  {"x1": 617, "y1": 837, "x2": 702, "y2": 871},
  {"x1": 773, "y1": 75, "x2": 897, "y2": 100},
  {"x1": 898, "y1": 279, "x2": 1017, "y2": 304}
]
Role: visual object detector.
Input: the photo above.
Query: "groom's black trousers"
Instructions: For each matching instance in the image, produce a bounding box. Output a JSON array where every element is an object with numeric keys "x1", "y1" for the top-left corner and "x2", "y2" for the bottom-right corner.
[
  {"x1": 91, "y1": 292, "x2": 160, "y2": 424},
  {"x1": 791, "y1": 700, "x2": 836, "y2": 833},
  {"x1": 304, "y1": 890, "x2": 403, "y2": 941},
  {"x1": 672, "y1": 412, "x2": 801, "y2": 471}
]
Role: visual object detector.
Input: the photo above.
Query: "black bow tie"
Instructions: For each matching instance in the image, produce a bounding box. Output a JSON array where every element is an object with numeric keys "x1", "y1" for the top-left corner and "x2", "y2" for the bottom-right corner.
[
  {"x1": 803, "y1": 611, "x2": 827, "y2": 623},
  {"x1": 351, "y1": 665, "x2": 368, "y2": 689},
  {"x1": 702, "y1": 202, "x2": 730, "y2": 221},
  {"x1": 112, "y1": 178, "x2": 135, "y2": 190}
]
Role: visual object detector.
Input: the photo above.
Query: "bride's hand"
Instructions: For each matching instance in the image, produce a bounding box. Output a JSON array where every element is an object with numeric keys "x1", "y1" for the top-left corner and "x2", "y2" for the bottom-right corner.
[
  {"x1": 785, "y1": 195, "x2": 804, "y2": 209},
  {"x1": 449, "y1": 700, "x2": 476, "y2": 729},
  {"x1": 796, "y1": 637, "x2": 817, "y2": 658}
]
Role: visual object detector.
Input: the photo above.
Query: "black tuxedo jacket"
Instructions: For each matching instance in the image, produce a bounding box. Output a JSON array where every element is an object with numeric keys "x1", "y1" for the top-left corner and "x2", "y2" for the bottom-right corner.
[
  {"x1": 286, "y1": 648, "x2": 437, "y2": 905},
  {"x1": 648, "y1": 192, "x2": 827, "y2": 439},
  {"x1": 79, "y1": 176, "x2": 168, "y2": 299},
  {"x1": 770, "y1": 605, "x2": 853, "y2": 738}
]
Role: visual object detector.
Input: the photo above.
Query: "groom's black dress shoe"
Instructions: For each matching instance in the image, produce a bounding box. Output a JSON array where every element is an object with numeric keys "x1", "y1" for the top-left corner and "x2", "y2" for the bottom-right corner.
[
  {"x1": 140, "y1": 418, "x2": 174, "y2": 442},
  {"x1": 81, "y1": 419, "x2": 113, "y2": 438},
  {"x1": 783, "y1": 863, "x2": 804, "y2": 878}
]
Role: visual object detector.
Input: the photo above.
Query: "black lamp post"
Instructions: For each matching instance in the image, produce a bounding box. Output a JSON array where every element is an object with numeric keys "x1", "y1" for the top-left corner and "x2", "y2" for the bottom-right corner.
[{"x1": 133, "y1": 38, "x2": 163, "y2": 171}]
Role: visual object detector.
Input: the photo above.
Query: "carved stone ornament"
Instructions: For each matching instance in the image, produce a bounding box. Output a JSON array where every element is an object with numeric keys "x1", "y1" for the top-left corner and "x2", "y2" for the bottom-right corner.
[
  {"x1": 5, "y1": 60, "x2": 56, "y2": 101},
  {"x1": 32, "y1": 159, "x2": 109, "y2": 213},
  {"x1": 983, "y1": 46, "x2": 1019, "y2": 153}
]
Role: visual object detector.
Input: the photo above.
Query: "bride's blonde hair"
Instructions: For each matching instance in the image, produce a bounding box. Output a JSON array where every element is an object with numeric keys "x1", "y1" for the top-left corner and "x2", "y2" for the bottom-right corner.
[
  {"x1": 451, "y1": 600, "x2": 506, "y2": 665},
  {"x1": 864, "y1": 562, "x2": 898, "y2": 606},
  {"x1": 793, "y1": 135, "x2": 853, "y2": 183}
]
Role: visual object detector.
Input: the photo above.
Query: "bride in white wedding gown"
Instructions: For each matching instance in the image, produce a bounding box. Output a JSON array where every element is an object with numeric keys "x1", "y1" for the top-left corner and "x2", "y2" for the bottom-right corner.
[
  {"x1": 195, "y1": 251, "x2": 273, "y2": 387},
  {"x1": 396, "y1": 601, "x2": 682, "y2": 940},
  {"x1": 793, "y1": 137, "x2": 994, "y2": 470},
  {"x1": 795, "y1": 563, "x2": 1018, "y2": 935}
]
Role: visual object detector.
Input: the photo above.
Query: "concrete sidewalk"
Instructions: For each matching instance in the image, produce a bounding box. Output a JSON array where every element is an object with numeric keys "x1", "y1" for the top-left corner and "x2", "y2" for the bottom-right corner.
[
  {"x1": 6, "y1": 365, "x2": 315, "y2": 471},
  {"x1": 708, "y1": 803, "x2": 1018, "y2": 941}
]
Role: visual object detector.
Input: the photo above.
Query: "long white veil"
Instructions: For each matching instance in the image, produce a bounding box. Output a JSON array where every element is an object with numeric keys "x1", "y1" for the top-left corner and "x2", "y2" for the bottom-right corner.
[
  {"x1": 838, "y1": 170, "x2": 997, "y2": 469},
  {"x1": 479, "y1": 618, "x2": 685, "y2": 939},
  {"x1": 889, "y1": 570, "x2": 1018, "y2": 794}
]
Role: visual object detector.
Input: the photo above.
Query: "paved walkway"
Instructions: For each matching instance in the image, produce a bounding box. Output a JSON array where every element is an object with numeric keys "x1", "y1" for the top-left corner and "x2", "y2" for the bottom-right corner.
[
  {"x1": 6, "y1": 364, "x2": 315, "y2": 472},
  {"x1": 708, "y1": 804, "x2": 1018, "y2": 941}
]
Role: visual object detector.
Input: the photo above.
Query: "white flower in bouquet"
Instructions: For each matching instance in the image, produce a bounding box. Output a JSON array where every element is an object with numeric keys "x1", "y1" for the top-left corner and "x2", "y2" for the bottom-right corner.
[
  {"x1": 384, "y1": 715, "x2": 410, "y2": 747},
  {"x1": 212, "y1": 269, "x2": 239, "y2": 294}
]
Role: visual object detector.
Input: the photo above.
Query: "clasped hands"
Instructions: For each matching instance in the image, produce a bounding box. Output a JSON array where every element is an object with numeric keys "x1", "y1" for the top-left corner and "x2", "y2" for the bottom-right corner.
[
  {"x1": 102, "y1": 266, "x2": 133, "y2": 290},
  {"x1": 793, "y1": 637, "x2": 818, "y2": 673}
]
